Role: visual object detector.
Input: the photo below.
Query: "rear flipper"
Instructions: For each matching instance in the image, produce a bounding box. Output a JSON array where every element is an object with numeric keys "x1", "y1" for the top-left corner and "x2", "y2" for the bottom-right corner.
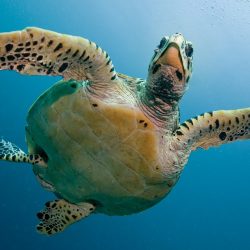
[
  {"x1": 0, "y1": 139, "x2": 46, "y2": 167},
  {"x1": 36, "y1": 199, "x2": 95, "y2": 235},
  {"x1": 174, "y1": 108, "x2": 250, "y2": 150}
]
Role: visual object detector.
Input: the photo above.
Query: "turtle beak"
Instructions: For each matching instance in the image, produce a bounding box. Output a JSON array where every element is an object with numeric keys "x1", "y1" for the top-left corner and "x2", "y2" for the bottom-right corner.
[
  {"x1": 156, "y1": 43, "x2": 185, "y2": 79},
  {"x1": 149, "y1": 33, "x2": 193, "y2": 82}
]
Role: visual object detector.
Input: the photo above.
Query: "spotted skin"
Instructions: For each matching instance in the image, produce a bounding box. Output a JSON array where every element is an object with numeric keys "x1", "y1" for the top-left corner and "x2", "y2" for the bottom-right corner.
[
  {"x1": 0, "y1": 139, "x2": 46, "y2": 167},
  {"x1": 36, "y1": 199, "x2": 95, "y2": 235},
  {"x1": 174, "y1": 108, "x2": 250, "y2": 150},
  {"x1": 0, "y1": 27, "x2": 117, "y2": 82}
]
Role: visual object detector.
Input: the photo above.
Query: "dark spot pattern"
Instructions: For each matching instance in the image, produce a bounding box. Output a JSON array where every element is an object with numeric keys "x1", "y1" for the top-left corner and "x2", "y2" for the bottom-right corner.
[
  {"x1": 54, "y1": 43, "x2": 63, "y2": 52},
  {"x1": 174, "y1": 111, "x2": 250, "y2": 149},
  {"x1": 72, "y1": 50, "x2": 79, "y2": 57},
  {"x1": 215, "y1": 119, "x2": 219, "y2": 129},
  {"x1": 47, "y1": 40, "x2": 53, "y2": 47},
  {"x1": 175, "y1": 70, "x2": 183, "y2": 81},
  {"x1": 5, "y1": 44, "x2": 13, "y2": 52},
  {"x1": 37, "y1": 55, "x2": 43, "y2": 61},
  {"x1": 0, "y1": 27, "x2": 127, "y2": 88},
  {"x1": 58, "y1": 63, "x2": 68, "y2": 73},
  {"x1": 219, "y1": 132, "x2": 227, "y2": 140},
  {"x1": 152, "y1": 64, "x2": 161, "y2": 74},
  {"x1": 36, "y1": 199, "x2": 95, "y2": 235},
  {"x1": 7, "y1": 55, "x2": 15, "y2": 61}
]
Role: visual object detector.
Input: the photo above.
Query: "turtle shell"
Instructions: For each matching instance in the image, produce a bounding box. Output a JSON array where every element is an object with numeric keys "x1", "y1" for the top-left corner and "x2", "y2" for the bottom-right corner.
[{"x1": 26, "y1": 80, "x2": 176, "y2": 215}]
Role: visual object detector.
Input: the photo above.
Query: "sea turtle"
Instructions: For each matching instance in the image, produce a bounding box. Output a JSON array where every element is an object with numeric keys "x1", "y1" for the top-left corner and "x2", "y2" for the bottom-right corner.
[{"x1": 0, "y1": 27, "x2": 249, "y2": 236}]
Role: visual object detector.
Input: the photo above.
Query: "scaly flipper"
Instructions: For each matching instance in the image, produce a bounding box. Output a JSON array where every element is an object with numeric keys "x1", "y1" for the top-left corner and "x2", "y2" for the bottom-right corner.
[
  {"x1": 174, "y1": 108, "x2": 250, "y2": 150},
  {"x1": 36, "y1": 199, "x2": 95, "y2": 235},
  {"x1": 0, "y1": 139, "x2": 46, "y2": 167},
  {"x1": 0, "y1": 27, "x2": 117, "y2": 82}
]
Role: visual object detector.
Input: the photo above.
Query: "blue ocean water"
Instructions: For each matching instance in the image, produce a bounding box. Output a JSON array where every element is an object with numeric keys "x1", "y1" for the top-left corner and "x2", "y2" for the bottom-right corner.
[{"x1": 0, "y1": 0, "x2": 250, "y2": 249}]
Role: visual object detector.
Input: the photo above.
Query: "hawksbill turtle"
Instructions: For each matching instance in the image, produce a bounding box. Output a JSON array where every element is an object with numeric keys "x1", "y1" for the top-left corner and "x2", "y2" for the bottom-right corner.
[{"x1": 0, "y1": 27, "x2": 249, "y2": 235}]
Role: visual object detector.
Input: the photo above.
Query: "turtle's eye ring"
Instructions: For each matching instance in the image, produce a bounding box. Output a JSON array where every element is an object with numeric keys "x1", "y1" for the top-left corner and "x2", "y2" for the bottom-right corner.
[{"x1": 185, "y1": 43, "x2": 193, "y2": 57}]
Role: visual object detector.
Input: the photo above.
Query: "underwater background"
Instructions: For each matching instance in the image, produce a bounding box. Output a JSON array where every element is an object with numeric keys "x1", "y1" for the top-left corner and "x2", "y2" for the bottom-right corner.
[{"x1": 0, "y1": 0, "x2": 250, "y2": 249}]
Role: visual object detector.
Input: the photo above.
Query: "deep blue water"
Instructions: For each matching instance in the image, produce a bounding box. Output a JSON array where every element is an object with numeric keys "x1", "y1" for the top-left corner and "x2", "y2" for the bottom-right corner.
[{"x1": 1, "y1": 0, "x2": 250, "y2": 249}]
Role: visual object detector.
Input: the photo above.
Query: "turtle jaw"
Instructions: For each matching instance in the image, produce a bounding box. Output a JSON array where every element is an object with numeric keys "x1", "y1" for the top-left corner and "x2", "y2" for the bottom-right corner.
[{"x1": 157, "y1": 43, "x2": 185, "y2": 79}]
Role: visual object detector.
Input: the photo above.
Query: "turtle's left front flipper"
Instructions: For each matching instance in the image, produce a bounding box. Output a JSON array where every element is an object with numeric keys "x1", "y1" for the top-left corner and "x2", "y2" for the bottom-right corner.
[
  {"x1": 0, "y1": 139, "x2": 46, "y2": 167},
  {"x1": 174, "y1": 108, "x2": 250, "y2": 150},
  {"x1": 36, "y1": 199, "x2": 95, "y2": 235}
]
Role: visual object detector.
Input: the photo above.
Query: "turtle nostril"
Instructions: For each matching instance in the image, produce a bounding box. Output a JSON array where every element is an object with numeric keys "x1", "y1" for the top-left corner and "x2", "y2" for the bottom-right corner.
[{"x1": 185, "y1": 44, "x2": 193, "y2": 57}]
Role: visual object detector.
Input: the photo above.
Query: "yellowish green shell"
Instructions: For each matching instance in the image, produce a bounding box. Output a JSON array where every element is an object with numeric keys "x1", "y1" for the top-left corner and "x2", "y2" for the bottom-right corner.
[{"x1": 27, "y1": 80, "x2": 174, "y2": 215}]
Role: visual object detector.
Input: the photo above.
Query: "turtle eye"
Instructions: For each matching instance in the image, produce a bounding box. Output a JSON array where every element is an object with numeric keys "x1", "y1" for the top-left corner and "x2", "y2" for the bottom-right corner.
[{"x1": 185, "y1": 43, "x2": 193, "y2": 57}]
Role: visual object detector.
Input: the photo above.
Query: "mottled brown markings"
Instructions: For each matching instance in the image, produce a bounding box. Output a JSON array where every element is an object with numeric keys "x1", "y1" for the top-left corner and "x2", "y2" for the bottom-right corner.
[
  {"x1": 176, "y1": 69, "x2": 183, "y2": 80},
  {"x1": 15, "y1": 47, "x2": 24, "y2": 52},
  {"x1": 152, "y1": 64, "x2": 161, "y2": 74},
  {"x1": 37, "y1": 55, "x2": 43, "y2": 61},
  {"x1": 22, "y1": 53, "x2": 30, "y2": 57},
  {"x1": 72, "y1": 50, "x2": 79, "y2": 57},
  {"x1": 111, "y1": 75, "x2": 116, "y2": 80},
  {"x1": 83, "y1": 56, "x2": 89, "y2": 62},
  {"x1": 54, "y1": 43, "x2": 63, "y2": 52},
  {"x1": 79, "y1": 50, "x2": 86, "y2": 60},
  {"x1": 7, "y1": 55, "x2": 15, "y2": 61},
  {"x1": 215, "y1": 119, "x2": 219, "y2": 129},
  {"x1": 176, "y1": 130, "x2": 183, "y2": 136},
  {"x1": 5, "y1": 44, "x2": 13, "y2": 52},
  {"x1": 66, "y1": 48, "x2": 71, "y2": 54},
  {"x1": 106, "y1": 58, "x2": 111, "y2": 65},
  {"x1": 58, "y1": 63, "x2": 68, "y2": 73},
  {"x1": 17, "y1": 64, "x2": 25, "y2": 71},
  {"x1": 48, "y1": 40, "x2": 53, "y2": 47},
  {"x1": 182, "y1": 123, "x2": 189, "y2": 130}
]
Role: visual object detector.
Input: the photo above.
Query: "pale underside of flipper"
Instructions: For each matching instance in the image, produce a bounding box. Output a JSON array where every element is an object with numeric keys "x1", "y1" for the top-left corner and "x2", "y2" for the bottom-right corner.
[
  {"x1": 36, "y1": 199, "x2": 95, "y2": 235},
  {"x1": 174, "y1": 108, "x2": 250, "y2": 150},
  {"x1": 0, "y1": 138, "x2": 46, "y2": 167},
  {"x1": 0, "y1": 27, "x2": 117, "y2": 82}
]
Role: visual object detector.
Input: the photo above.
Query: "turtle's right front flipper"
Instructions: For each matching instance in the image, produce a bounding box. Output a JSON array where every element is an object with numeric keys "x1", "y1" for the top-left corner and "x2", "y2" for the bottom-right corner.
[
  {"x1": 0, "y1": 27, "x2": 117, "y2": 83},
  {"x1": 0, "y1": 139, "x2": 46, "y2": 167}
]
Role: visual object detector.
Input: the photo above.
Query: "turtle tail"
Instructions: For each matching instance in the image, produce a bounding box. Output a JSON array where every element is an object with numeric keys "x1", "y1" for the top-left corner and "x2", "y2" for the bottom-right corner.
[{"x1": 0, "y1": 138, "x2": 46, "y2": 167}]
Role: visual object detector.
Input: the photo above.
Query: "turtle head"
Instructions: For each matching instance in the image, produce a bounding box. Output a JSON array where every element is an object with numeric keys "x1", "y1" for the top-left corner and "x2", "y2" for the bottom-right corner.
[
  {"x1": 149, "y1": 33, "x2": 193, "y2": 82},
  {"x1": 141, "y1": 34, "x2": 194, "y2": 129}
]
